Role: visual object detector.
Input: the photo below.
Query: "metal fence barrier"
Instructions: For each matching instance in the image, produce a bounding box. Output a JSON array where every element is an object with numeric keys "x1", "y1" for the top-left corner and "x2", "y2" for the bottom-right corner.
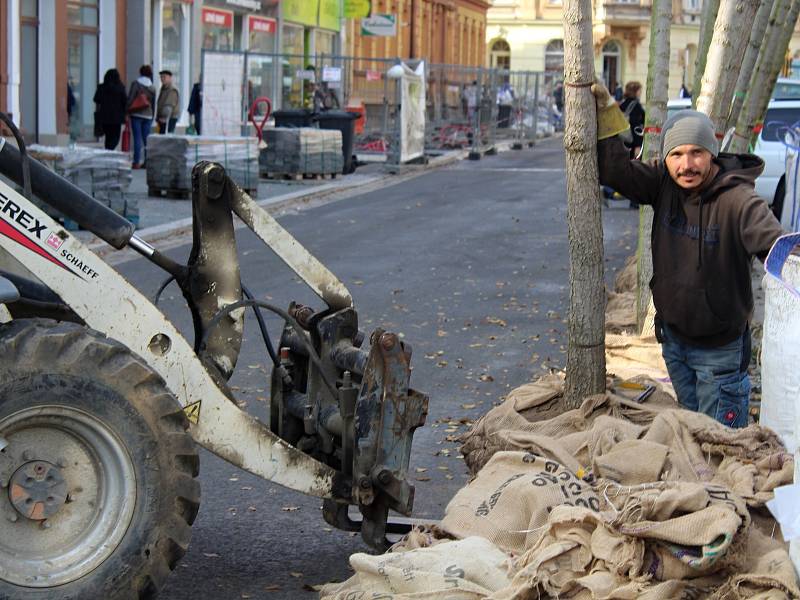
[{"x1": 201, "y1": 50, "x2": 559, "y2": 163}]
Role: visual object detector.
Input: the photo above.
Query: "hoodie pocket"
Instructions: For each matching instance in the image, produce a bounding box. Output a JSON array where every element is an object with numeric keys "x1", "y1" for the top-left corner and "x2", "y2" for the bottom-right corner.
[{"x1": 652, "y1": 277, "x2": 729, "y2": 338}]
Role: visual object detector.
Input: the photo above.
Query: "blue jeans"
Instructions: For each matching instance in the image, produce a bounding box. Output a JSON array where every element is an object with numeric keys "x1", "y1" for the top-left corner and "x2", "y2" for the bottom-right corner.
[
  {"x1": 130, "y1": 116, "x2": 152, "y2": 165},
  {"x1": 659, "y1": 322, "x2": 751, "y2": 428}
]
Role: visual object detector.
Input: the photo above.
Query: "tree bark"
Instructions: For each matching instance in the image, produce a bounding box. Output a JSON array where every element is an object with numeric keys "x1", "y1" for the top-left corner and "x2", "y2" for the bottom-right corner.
[
  {"x1": 692, "y1": 0, "x2": 721, "y2": 105},
  {"x1": 695, "y1": 0, "x2": 762, "y2": 133},
  {"x1": 727, "y1": 0, "x2": 776, "y2": 131},
  {"x1": 636, "y1": 0, "x2": 672, "y2": 334},
  {"x1": 728, "y1": 0, "x2": 799, "y2": 153},
  {"x1": 562, "y1": 0, "x2": 606, "y2": 408}
]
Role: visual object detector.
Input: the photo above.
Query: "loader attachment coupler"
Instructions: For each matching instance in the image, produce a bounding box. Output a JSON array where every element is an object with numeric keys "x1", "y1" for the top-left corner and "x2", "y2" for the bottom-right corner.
[{"x1": 272, "y1": 306, "x2": 428, "y2": 549}]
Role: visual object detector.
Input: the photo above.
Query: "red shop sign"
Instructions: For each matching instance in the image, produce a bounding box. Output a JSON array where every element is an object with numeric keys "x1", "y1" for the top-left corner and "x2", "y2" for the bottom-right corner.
[
  {"x1": 249, "y1": 15, "x2": 277, "y2": 34},
  {"x1": 202, "y1": 7, "x2": 233, "y2": 28}
]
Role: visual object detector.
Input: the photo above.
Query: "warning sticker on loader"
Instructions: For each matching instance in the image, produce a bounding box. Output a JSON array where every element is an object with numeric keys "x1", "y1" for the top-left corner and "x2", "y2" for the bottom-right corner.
[{"x1": 183, "y1": 401, "x2": 201, "y2": 425}]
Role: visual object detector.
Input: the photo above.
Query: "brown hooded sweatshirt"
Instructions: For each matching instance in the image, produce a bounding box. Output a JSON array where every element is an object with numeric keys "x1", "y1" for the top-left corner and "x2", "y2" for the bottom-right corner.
[{"x1": 598, "y1": 137, "x2": 785, "y2": 348}]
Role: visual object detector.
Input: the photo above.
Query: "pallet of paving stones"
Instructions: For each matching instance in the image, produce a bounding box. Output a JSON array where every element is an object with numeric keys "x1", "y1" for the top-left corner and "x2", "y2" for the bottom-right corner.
[
  {"x1": 146, "y1": 134, "x2": 259, "y2": 197},
  {"x1": 259, "y1": 127, "x2": 343, "y2": 178},
  {"x1": 27, "y1": 145, "x2": 137, "y2": 226}
]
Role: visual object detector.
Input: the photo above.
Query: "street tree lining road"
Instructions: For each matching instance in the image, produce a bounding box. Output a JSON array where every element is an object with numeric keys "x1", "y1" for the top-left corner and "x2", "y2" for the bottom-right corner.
[{"x1": 113, "y1": 138, "x2": 638, "y2": 599}]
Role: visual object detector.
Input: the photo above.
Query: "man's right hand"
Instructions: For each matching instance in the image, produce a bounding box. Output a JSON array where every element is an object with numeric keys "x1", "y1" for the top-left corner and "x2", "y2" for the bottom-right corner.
[{"x1": 591, "y1": 81, "x2": 615, "y2": 111}]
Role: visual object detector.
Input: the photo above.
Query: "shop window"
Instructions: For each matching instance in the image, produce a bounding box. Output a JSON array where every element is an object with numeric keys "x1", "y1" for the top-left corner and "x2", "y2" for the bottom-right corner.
[
  {"x1": 315, "y1": 30, "x2": 336, "y2": 57},
  {"x1": 281, "y1": 24, "x2": 305, "y2": 108},
  {"x1": 162, "y1": 2, "x2": 184, "y2": 88},
  {"x1": 67, "y1": 0, "x2": 99, "y2": 27},
  {"x1": 202, "y1": 7, "x2": 234, "y2": 51},
  {"x1": 67, "y1": 0, "x2": 99, "y2": 140}
]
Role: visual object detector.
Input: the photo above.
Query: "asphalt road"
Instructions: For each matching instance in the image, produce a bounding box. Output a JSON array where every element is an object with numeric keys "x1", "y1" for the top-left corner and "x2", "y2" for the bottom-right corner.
[{"x1": 114, "y1": 138, "x2": 639, "y2": 599}]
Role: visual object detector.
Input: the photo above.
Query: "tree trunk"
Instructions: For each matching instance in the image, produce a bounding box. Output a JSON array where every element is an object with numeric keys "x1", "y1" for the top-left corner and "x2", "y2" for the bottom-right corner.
[
  {"x1": 636, "y1": 0, "x2": 672, "y2": 334},
  {"x1": 695, "y1": 0, "x2": 762, "y2": 132},
  {"x1": 692, "y1": 0, "x2": 721, "y2": 105},
  {"x1": 727, "y1": 0, "x2": 776, "y2": 131},
  {"x1": 562, "y1": 0, "x2": 606, "y2": 408},
  {"x1": 728, "y1": 0, "x2": 799, "y2": 153}
]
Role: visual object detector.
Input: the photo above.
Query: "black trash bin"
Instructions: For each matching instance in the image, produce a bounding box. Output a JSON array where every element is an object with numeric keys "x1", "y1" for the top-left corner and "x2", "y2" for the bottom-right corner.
[
  {"x1": 272, "y1": 108, "x2": 317, "y2": 128},
  {"x1": 316, "y1": 111, "x2": 359, "y2": 174}
]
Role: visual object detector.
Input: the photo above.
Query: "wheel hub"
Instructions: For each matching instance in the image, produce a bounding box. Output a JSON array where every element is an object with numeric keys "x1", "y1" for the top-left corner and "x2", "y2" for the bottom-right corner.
[{"x1": 9, "y1": 460, "x2": 68, "y2": 520}]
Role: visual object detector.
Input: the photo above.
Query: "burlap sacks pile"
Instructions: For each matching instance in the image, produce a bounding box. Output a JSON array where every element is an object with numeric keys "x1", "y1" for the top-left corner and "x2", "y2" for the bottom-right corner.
[
  {"x1": 321, "y1": 380, "x2": 796, "y2": 599},
  {"x1": 606, "y1": 255, "x2": 638, "y2": 334}
]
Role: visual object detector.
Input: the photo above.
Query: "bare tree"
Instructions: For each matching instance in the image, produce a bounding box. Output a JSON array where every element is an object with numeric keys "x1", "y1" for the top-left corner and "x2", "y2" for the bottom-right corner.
[
  {"x1": 562, "y1": 0, "x2": 606, "y2": 407},
  {"x1": 728, "y1": 0, "x2": 799, "y2": 153},
  {"x1": 695, "y1": 0, "x2": 762, "y2": 132},
  {"x1": 727, "y1": 0, "x2": 776, "y2": 130},
  {"x1": 636, "y1": 0, "x2": 672, "y2": 334},
  {"x1": 692, "y1": 0, "x2": 721, "y2": 104}
]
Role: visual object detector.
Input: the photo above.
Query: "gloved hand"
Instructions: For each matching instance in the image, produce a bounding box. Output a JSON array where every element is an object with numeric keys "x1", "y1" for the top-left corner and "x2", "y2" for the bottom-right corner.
[
  {"x1": 590, "y1": 81, "x2": 615, "y2": 110},
  {"x1": 591, "y1": 80, "x2": 632, "y2": 141}
]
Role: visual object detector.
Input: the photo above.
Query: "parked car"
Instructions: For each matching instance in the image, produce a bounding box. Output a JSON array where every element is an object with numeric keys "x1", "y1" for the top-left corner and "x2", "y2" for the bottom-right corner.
[{"x1": 665, "y1": 98, "x2": 800, "y2": 213}]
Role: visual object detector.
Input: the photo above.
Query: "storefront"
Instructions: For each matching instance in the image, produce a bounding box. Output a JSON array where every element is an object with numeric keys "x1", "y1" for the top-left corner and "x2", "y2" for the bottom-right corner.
[{"x1": 280, "y1": 0, "x2": 342, "y2": 108}]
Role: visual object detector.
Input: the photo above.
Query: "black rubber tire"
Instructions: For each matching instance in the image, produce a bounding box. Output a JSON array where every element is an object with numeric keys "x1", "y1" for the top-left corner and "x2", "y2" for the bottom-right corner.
[
  {"x1": 0, "y1": 319, "x2": 200, "y2": 600},
  {"x1": 772, "y1": 177, "x2": 785, "y2": 222}
]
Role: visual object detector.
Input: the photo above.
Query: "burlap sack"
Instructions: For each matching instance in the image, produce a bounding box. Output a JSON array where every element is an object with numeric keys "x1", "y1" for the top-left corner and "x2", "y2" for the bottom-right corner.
[
  {"x1": 318, "y1": 536, "x2": 513, "y2": 600},
  {"x1": 606, "y1": 290, "x2": 637, "y2": 334},
  {"x1": 441, "y1": 452, "x2": 601, "y2": 555},
  {"x1": 711, "y1": 527, "x2": 800, "y2": 599},
  {"x1": 614, "y1": 255, "x2": 638, "y2": 294},
  {"x1": 605, "y1": 333, "x2": 671, "y2": 382},
  {"x1": 460, "y1": 379, "x2": 674, "y2": 476}
]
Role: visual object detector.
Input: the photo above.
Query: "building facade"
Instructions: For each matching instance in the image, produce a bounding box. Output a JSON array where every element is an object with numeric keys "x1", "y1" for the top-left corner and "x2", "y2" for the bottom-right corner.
[
  {"x1": 344, "y1": 0, "x2": 491, "y2": 67},
  {"x1": 487, "y1": 0, "x2": 800, "y2": 99},
  {"x1": 1, "y1": 0, "x2": 344, "y2": 144}
]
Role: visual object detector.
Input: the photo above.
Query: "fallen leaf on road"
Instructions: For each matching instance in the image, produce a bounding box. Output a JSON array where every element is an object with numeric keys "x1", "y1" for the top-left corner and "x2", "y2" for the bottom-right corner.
[
  {"x1": 485, "y1": 317, "x2": 507, "y2": 327},
  {"x1": 479, "y1": 374, "x2": 494, "y2": 382},
  {"x1": 415, "y1": 476, "x2": 431, "y2": 481},
  {"x1": 437, "y1": 330, "x2": 448, "y2": 337},
  {"x1": 202, "y1": 552, "x2": 220, "y2": 558},
  {"x1": 281, "y1": 506, "x2": 300, "y2": 511},
  {"x1": 290, "y1": 572, "x2": 303, "y2": 578},
  {"x1": 264, "y1": 584, "x2": 281, "y2": 591},
  {"x1": 415, "y1": 467, "x2": 427, "y2": 473},
  {"x1": 461, "y1": 403, "x2": 476, "y2": 409}
]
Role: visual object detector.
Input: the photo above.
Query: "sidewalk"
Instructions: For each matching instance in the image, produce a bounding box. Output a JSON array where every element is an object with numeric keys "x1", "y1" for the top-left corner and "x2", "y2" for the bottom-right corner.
[{"x1": 76, "y1": 138, "x2": 525, "y2": 252}]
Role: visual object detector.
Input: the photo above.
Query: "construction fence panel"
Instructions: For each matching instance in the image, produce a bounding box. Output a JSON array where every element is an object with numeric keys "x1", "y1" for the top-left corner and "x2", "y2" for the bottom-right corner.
[{"x1": 202, "y1": 51, "x2": 553, "y2": 161}]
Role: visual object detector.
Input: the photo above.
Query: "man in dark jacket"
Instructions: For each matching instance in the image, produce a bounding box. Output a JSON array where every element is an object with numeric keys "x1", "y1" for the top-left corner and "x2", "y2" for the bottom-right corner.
[{"x1": 593, "y1": 83, "x2": 784, "y2": 428}]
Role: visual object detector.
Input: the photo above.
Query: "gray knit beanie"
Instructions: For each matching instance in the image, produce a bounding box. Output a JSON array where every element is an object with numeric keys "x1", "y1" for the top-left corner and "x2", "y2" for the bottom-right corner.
[{"x1": 661, "y1": 110, "x2": 719, "y2": 157}]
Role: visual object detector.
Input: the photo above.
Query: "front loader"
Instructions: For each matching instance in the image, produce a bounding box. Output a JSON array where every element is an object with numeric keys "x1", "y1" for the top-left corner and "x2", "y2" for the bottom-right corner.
[{"x1": 0, "y1": 115, "x2": 428, "y2": 599}]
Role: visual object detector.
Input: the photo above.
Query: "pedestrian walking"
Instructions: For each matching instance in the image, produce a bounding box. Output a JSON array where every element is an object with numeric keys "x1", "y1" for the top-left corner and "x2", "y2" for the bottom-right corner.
[
  {"x1": 187, "y1": 82, "x2": 202, "y2": 135},
  {"x1": 463, "y1": 80, "x2": 479, "y2": 121},
  {"x1": 127, "y1": 65, "x2": 155, "y2": 169},
  {"x1": 93, "y1": 68, "x2": 127, "y2": 150},
  {"x1": 593, "y1": 82, "x2": 785, "y2": 428},
  {"x1": 619, "y1": 81, "x2": 644, "y2": 159},
  {"x1": 612, "y1": 80, "x2": 624, "y2": 102},
  {"x1": 496, "y1": 82, "x2": 514, "y2": 129},
  {"x1": 156, "y1": 70, "x2": 180, "y2": 134}
]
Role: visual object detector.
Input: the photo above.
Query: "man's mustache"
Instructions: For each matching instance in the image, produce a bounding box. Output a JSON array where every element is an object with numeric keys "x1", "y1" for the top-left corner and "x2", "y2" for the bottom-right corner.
[{"x1": 677, "y1": 169, "x2": 701, "y2": 177}]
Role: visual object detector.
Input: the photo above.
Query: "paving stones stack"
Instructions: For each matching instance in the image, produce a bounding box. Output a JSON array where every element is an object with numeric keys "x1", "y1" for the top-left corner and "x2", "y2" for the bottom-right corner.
[
  {"x1": 259, "y1": 127, "x2": 343, "y2": 178},
  {"x1": 27, "y1": 145, "x2": 135, "y2": 227},
  {"x1": 146, "y1": 135, "x2": 259, "y2": 198}
]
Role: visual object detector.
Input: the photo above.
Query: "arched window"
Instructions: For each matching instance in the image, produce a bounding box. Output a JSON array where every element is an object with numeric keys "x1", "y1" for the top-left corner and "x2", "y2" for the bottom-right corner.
[
  {"x1": 601, "y1": 40, "x2": 621, "y2": 91},
  {"x1": 491, "y1": 39, "x2": 511, "y2": 70},
  {"x1": 545, "y1": 39, "x2": 564, "y2": 74}
]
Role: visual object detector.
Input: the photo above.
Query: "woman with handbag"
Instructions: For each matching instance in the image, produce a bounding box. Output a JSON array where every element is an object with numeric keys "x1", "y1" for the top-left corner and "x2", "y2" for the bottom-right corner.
[
  {"x1": 93, "y1": 69, "x2": 127, "y2": 150},
  {"x1": 126, "y1": 65, "x2": 156, "y2": 169}
]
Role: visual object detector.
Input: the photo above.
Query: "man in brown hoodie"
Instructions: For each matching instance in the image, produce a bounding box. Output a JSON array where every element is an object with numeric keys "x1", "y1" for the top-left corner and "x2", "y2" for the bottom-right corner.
[{"x1": 592, "y1": 84, "x2": 784, "y2": 428}]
